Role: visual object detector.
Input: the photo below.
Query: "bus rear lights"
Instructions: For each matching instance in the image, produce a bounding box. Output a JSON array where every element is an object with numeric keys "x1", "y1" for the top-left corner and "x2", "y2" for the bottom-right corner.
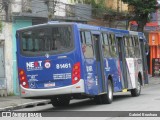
[
  {"x1": 74, "y1": 77, "x2": 79, "y2": 81},
  {"x1": 21, "y1": 91, "x2": 26, "y2": 94},
  {"x1": 19, "y1": 71, "x2": 24, "y2": 75},
  {"x1": 18, "y1": 69, "x2": 29, "y2": 88},
  {"x1": 22, "y1": 82, "x2": 27, "y2": 86},
  {"x1": 21, "y1": 76, "x2": 25, "y2": 80},
  {"x1": 74, "y1": 71, "x2": 79, "y2": 75},
  {"x1": 74, "y1": 65, "x2": 79, "y2": 70},
  {"x1": 76, "y1": 86, "x2": 81, "y2": 88},
  {"x1": 72, "y1": 62, "x2": 81, "y2": 85}
]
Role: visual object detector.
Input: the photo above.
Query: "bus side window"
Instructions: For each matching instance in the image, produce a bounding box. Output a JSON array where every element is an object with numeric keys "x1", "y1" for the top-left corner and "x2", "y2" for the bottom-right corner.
[
  {"x1": 22, "y1": 38, "x2": 27, "y2": 51},
  {"x1": 128, "y1": 36, "x2": 135, "y2": 57},
  {"x1": 102, "y1": 33, "x2": 111, "y2": 58},
  {"x1": 109, "y1": 34, "x2": 118, "y2": 57},
  {"x1": 124, "y1": 36, "x2": 129, "y2": 58},
  {"x1": 134, "y1": 36, "x2": 140, "y2": 58},
  {"x1": 80, "y1": 31, "x2": 94, "y2": 58}
]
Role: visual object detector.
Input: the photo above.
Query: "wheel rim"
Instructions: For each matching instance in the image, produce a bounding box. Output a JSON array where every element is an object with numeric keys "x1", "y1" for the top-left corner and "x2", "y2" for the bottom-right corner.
[
  {"x1": 137, "y1": 80, "x2": 141, "y2": 93},
  {"x1": 108, "y1": 83, "x2": 113, "y2": 100}
]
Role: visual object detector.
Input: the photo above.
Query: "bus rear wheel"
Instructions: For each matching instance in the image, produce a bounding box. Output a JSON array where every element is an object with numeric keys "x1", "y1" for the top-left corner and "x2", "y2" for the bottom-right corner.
[
  {"x1": 131, "y1": 78, "x2": 141, "y2": 97},
  {"x1": 103, "y1": 80, "x2": 113, "y2": 104},
  {"x1": 51, "y1": 96, "x2": 70, "y2": 107},
  {"x1": 94, "y1": 80, "x2": 113, "y2": 104}
]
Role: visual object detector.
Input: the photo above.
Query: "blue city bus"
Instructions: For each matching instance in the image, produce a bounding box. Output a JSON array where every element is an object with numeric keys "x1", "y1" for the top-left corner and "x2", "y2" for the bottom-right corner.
[{"x1": 16, "y1": 22, "x2": 149, "y2": 107}]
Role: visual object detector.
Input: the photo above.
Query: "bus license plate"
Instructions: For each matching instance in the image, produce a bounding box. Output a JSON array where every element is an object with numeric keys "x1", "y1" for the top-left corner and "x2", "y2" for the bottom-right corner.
[{"x1": 44, "y1": 83, "x2": 55, "y2": 87}]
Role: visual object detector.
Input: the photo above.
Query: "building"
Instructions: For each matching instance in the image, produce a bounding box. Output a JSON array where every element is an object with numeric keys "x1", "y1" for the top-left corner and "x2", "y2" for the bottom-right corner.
[
  {"x1": 0, "y1": 0, "x2": 91, "y2": 96},
  {"x1": 105, "y1": 0, "x2": 128, "y2": 12}
]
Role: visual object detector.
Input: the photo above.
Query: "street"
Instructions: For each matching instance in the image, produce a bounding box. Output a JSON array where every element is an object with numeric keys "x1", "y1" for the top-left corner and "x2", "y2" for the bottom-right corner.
[{"x1": 16, "y1": 79, "x2": 160, "y2": 112}]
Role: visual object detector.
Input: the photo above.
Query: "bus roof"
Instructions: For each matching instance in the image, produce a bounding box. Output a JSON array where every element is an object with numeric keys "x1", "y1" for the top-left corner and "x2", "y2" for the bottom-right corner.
[
  {"x1": 16, "y1": 21, "x2": 146, "y2": 40},
  {"x1": 16, "y1": 22, "x2": 76, "y2": 31}
]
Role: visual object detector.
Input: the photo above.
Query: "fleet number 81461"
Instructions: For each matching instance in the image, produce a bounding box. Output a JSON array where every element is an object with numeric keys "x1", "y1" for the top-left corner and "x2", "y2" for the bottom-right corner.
[{"x1": 56, "y1": 63, "x2": 71, "y2": 69}]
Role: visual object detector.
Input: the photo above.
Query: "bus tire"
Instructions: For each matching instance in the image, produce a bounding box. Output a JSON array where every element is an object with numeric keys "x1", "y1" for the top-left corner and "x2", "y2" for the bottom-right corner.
[
  {"x1": 102, "y1": 80, "x2": 113, "y2": 104},
  {"x1": 51, "y1": 96, "x2": 70, "y2": 107},
  {"x1": 94, "y1": 80, "x2": 113, "y2": 104},
  {"x1": 131, "y1": 78, "x2": 141, "y2": 97}
]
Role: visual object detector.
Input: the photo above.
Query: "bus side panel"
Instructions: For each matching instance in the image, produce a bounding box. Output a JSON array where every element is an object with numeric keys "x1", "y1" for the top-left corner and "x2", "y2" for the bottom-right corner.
[
  {"x1": 75, "y1": 26, "x2": 99, "y2": 96},
  {"x1": 125, "y1": 58, "x2": 143, "y2": 89},
  {"x1": 84, "y1": 59, "x2": 99, "y2": 95},
  {"x1": 104, "y1": 58, "x2": 123, "y2": 92},
  {"x1": 126, "y1": 58, "x2": 137, "y2": 89}
]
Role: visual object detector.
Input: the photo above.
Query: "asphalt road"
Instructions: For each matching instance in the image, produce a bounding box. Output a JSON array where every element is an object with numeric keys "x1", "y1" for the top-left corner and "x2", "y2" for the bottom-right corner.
[{"x1": 15, "y1": 82, "x2": 160, "y2": 118}]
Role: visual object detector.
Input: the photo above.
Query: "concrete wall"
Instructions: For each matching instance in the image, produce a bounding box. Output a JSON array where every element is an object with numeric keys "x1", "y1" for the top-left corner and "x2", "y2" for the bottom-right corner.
[
  {"x1": 12, "y1": 19, "x2": 32, "y2": 95},
  {"x1": 55, "y1": 0, "x2": 68, "y2": 16},
  {"x1": 2, "y1": 23, "x2": 13, "y2": 95}
]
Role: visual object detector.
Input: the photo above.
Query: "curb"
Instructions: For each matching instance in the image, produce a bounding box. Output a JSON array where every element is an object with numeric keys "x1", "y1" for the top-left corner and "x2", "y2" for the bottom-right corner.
[{"x1": 0, "y1": 100, "x2": 51, "y2": 111}]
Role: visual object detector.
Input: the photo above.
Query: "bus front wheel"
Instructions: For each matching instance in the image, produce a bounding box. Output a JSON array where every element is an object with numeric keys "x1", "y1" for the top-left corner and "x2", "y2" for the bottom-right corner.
[
  {"x1": 51, "y1": 96, "x2": 70, "y2": 107},
  {"x1": 131, "y1": 78, "x2": 141, "y2": 97}
]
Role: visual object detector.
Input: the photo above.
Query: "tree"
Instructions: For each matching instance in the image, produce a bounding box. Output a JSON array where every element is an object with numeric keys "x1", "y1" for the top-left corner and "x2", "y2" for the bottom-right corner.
[
  {"x1": 83, "y1": 0, "x2": 107, "y2": 18},
  {"x1": 122, "y1": 0, "x2": 158, "y2": 32}
]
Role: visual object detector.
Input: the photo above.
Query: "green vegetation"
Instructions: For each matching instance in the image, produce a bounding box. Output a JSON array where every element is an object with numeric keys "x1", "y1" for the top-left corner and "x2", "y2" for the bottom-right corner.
[
  {"x1": 83, "y1": 0, "x2": 108, "y2": 18},
  {"x1": 122, "y1": 0, "x2": 158, "y2": 32},
  {"x1": 0, "y1": 21, "x2": 2, "y2": 32},
  {"x1": 8, "y1": 92, "x2": 15, "y2": 96}
]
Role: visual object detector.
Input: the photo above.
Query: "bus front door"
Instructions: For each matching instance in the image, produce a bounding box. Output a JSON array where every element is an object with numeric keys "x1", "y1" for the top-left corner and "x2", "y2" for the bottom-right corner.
[
  {"x1": 140, "y1": 40, "x2": 149, "y2": 84},
  {"x1": 117, "y1": 37, "x2": 128, "y2": 89}
]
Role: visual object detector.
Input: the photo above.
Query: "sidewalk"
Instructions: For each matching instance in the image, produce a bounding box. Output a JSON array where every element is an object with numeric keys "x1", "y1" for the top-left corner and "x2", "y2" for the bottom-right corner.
[
  {"x1": 0, "y1": 96, "x2": 50, "y2": 111},
  {"x1": 148, "y1": 75, "x2": 160, "y2": 85},
  {"x1": 0, "y1": 76, "x2": 159, "y2": 111}
]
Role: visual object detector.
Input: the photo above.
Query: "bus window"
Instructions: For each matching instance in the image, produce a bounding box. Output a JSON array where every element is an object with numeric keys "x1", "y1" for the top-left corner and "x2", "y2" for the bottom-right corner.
[
  {"x1": 80, "y1": 31, "x2": 94, "y2": 58},
  {"x1": 22, "y1": 31, "x2": 33, "y2": 51},
  {"x1": 85, "y1": 31, "x2": 92, "y2": 44},
  {"x1": 80, "y1": 31, "x2": 85, "y2": 44},
  {"x1": 109, "y1": 34, "x2": 118, "y2": 57},
  {"x1": 128, "y1": 36, "x2": 135, "y2": 57},
  {"x1": 134, "y1": 36, "x2": 140, "y2": 58},
  {"x1": 102, "y1": 33, "x2": 110, "y2": 57},
  {"x1": 80, "y1": 31, "x2": 86, "y2": 53},
  {"x1": 124, "y1": 36, "x2": 129, "y2": 58},
  {"x1": 22, "y1": 38, "x2": 27, "y2": 51},
  {"x1": 20, "y1": 26, "x2": 73, "y2": 56}
]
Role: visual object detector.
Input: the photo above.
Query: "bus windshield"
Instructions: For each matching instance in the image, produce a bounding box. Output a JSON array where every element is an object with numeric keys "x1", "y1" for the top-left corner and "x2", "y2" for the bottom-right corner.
[{"x1": 19, "y1": 25, "x2": 73, "y2": 56}]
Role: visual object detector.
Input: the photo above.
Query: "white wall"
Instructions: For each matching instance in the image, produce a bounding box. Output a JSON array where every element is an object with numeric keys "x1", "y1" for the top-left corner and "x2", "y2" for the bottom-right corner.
[
  {"x1": 2, "y1": 23, "x2": 13, "y2": 94},
  {"x1": 55, "y1": 0, "x2": 67, "y2": 17},
  {"x1": 11, "y1": 0, "x2": 22, "y2": 13}
]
